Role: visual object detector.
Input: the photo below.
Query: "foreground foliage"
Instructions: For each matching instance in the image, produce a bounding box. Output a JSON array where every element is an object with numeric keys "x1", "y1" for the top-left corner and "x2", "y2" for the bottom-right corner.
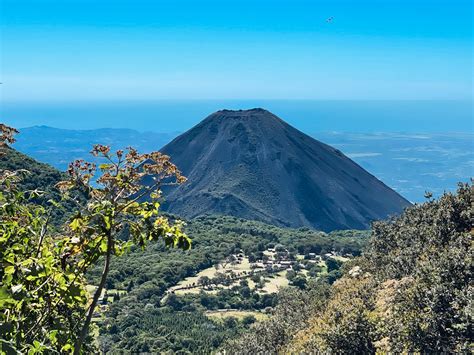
[
  {"x1": 0, "y1": 125, "x2": 87, "y2": 353},
  {"x1": 0, "y1": 125, "x2": 190, "y2": 354},
  {"x1": 227, "y1": 183, "x2": 473, "y2": 353},
  {"x1": 0, "y1": 169, "x2": 90, "y2": 353}
]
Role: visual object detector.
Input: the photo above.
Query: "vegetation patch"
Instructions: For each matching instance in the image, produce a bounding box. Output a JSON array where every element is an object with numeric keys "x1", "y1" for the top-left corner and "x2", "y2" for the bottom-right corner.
[
  {"x1": 226, "y1": 184, "x2": 473, "y2": 354},
  {"x1": 205, "y1": 310, "x2": 268, "y2": 322}
]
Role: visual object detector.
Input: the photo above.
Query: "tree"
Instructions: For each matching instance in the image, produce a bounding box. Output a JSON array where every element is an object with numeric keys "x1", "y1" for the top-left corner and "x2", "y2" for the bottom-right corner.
[
  {"x1": 326, "y1": 258, "x2": 343, "y2": 272},
  {"x1": 307, "y1": 264, "x2": 323, "y2": 277},
  {"x1": 60, "y1": 144, "x2": 191, "y2": 354},
  {"x1": 198, "y1": 276, "x2": 211, "y2": 288},
  {"x1": 224, "y1": 316, "x2": 238, "y2": 329},
  {"x1": 242, "y1": 315, "x2": 256, "y2": 326},
  {"x1": 166, "y1": 293, "x2": 184, "y2": 311},
  {"x1": 251, "y1": 274, "x2": 261, "y2": 283},
  {"x1": 286, "y1": 270, "x2": 296, "y2": 281},
  {"x1": 248, "y1": 253, "x2": 257, "y2": 263},
  {"x1": 239, "y1": 286, "x2": 251, "y2": 298},
  {"x1": 0, "y1": 125, "x2": 88, "y2": 353},
  {"x1": 0, "y1": 125, "x2": 192, "y2": 354},
  {"x1": 223, "y1": 254, "x2": 237, "y2": 268},
  {"x1": 274, "y1": 244, "x2": 286, "y2": 253},
  {"x1": 214, "y1": 272, "x2": 229, "y2": 286},
  {"x1": 291, "y1": 275, "x2": 307, "y2": 290}
]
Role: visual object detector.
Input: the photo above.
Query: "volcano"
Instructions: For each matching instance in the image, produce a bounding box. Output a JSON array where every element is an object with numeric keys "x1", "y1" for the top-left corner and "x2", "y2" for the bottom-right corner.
[{"x1": 158, "y1": 108, "x2": 410, "y2": 231}]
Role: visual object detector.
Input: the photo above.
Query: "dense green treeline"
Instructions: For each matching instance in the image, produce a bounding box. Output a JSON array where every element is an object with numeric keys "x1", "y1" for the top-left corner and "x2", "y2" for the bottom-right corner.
[
  {"x1": 101, "y1": 308, "x2": 245, "y2": 353},
  {"x1": 0, "y1": 146, "x2": 64, "y2": 196},
  {"x1": 0, "y1": 146, "x2": 80, "y2": 225}
]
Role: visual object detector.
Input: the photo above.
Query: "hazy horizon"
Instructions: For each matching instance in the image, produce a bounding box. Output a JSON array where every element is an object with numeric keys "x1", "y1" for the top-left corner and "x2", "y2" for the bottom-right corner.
[{"x1": 2, "y1": 99, "x2": 472, "y2": 134}]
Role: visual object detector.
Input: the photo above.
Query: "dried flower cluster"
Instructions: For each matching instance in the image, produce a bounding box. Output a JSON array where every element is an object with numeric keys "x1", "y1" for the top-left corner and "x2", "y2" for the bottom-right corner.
[
  {"x1": 0, "y1": 123, "x2": 18, "y2": 147},
  {"x1": 59, "y1": 144, "x2": 186, "y2": 202}
]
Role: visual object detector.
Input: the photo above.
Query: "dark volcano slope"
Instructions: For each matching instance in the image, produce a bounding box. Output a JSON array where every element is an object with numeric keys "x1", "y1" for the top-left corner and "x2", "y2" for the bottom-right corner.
[{"x1": 157, "y1": 108, "x2": 410, "y2": 231}]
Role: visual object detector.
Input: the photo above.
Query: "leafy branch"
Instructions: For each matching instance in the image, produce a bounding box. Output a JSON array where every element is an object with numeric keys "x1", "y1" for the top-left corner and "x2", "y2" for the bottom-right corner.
[{"x1": 0, "y1": 125, "x2": 191, "y2": 354}]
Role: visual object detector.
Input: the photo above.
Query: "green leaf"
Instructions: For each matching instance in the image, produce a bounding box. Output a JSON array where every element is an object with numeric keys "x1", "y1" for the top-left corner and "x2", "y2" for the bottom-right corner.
[
  {"x1": 48, "y1": 330, "x2": 58, "y2": 345},
  {"x1": 103, "y1": 215, "x2": 111, "y2": 230},
  {"x1": 4, "y1": 265, "x2": 15, "y2": 275},
  {"x1": 0, "y1": 286, "x2": 11, "y2": 301},
  {"x1": 69, "y1": 217, "x2": 83, "y2": 231},
  {"x1": 61, "y1": 343, "x2": 73, "y2": 352},
  {"x1": 99, "y1": 238, "x2": 108, "y2": 253}
]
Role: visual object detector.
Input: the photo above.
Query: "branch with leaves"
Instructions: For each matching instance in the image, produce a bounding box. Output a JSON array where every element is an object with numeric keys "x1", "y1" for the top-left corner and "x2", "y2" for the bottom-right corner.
[
  {"x1": 58, "y1": 144, "x2": 190, "y2": 354},
  {"x1": 0, "y1": 124, "x2": 191, "y2": 354},
  {"x1": 1, "y1": 125, "x2": 89, "y2": 353}
]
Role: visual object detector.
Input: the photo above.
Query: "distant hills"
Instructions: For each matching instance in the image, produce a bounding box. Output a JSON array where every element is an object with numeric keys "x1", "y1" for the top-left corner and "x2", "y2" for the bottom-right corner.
[
  {"x1": 157, "y1": 109, "x2": 410, "y2": 231},
  {"x1": 13, "y1": 126, "x2": 177, "y2": 170}
]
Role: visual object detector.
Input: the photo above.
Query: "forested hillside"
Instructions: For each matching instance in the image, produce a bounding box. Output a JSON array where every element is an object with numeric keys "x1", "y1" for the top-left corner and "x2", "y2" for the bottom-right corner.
[
  {"x1": 226, "y1": 183, "x2": 473, "y2": 353},
  {"x1": 91, "y1": 215, "x2": 368, "y2": 353},
  {"x1": 0, "y1": 146, "x2": 64, "y2": 201},
  {"x1": 0, "y1": 146, "x2": 83, "y2": 225}
]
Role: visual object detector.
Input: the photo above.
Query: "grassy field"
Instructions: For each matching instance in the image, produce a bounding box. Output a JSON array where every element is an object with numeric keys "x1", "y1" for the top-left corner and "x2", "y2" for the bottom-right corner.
[
  {"x1": 165, "y1": 253, "x2": 334, "y2": 301},
  {"x1": 107, "y1": 289, "x2": 127, "y2": 296},
  {"x1": 318, "y1": 260, "x2": 329, "y2": 274},
  {"x1": 169, "y1": 257, "x2": 253, "y2": 295},
  {"x1": 260, "y1": 271, "x2": 289, "y2": 293},
  {"x1": 331, "y1": 255, "x2": 350, "y2": 262}
]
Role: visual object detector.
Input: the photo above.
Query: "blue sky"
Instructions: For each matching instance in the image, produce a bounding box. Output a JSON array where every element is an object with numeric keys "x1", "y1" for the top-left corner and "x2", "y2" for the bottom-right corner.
[{"x1": 0, "y1": 0, "x2": 472, "y2": 101}]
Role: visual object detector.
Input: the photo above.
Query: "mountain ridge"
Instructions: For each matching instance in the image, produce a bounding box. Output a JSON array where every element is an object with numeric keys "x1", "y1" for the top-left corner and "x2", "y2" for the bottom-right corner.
[{"x1": 158, "y1": 108, "x2": 411, "y2": 231}]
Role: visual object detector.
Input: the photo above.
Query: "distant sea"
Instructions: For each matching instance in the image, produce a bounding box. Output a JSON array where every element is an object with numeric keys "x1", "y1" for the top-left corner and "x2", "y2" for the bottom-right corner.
[{"x1": 1, "y1": 100, "x2": 472, "y2": 134}]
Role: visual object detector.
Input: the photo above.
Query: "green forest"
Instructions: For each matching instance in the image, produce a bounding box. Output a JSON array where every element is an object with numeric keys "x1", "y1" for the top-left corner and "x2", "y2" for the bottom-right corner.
[
  {"x1": 92, "y1": 215, "x2": 367, "y2": 353},
  {"x1": 1, "y1": 124, "x2": 472, "y2": 354}
]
